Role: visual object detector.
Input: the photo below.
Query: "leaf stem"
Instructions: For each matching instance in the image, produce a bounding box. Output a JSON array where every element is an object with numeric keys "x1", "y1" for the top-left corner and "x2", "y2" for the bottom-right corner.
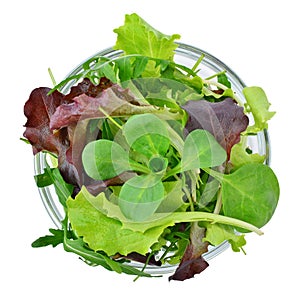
[
  {"x1": 48, "y1": 67, "x2": 57, "y2": 87},
  {"x1": 202, "y1": 167, "x2": 224, "y2": 182},
  {"x1": 213, "y1": 188, "x2": 222, "y2": 214},
  {"x1": 191, "y1": 53, "x2": 205, "y2": 73},
  {"x1": 129, "y1": 161, "x2": 151, "y2": 174},
  {"x1": 163, "y1": 163, "x2": 182, "y2": 180},
  {"x1": 98, "y1": 107, "x2": 123, "y2": 130},
  {"x1": 205, "y1": 70, "x2": 226, "y2": 81}
]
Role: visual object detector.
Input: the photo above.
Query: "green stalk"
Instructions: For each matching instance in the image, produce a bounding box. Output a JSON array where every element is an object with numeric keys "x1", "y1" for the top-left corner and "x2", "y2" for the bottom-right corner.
[
  {"x1": 213, "y1": 188, "x2": 222, "y2": 214},
  {"x1": 48, "y1": 68, "x2": 57, "y2": 86},
  {"x1": 191, "y1": 53, "x2": 205, "y2": 73},
  {"x1": 163, "y1": 162, "x2": 182, "y2": 180},
  {"x1": 129, "y1": 161, "x2": 151, "y2": 174}
]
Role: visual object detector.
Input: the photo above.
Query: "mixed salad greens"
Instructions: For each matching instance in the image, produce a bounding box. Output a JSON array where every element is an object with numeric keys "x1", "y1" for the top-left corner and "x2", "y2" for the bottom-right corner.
[{"x1": 23, "y1": 13, "x2": 279, "y2": 281}]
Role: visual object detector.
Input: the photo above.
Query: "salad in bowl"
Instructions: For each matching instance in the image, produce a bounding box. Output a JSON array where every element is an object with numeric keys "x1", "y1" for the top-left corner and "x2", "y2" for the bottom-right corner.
[{"x1": 23, "y1": 13, "x2": 279, "y2": 281}]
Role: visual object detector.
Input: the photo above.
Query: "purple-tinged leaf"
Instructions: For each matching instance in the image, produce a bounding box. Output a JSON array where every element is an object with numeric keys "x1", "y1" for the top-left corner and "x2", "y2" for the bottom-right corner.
[
  {"x1": 23, "y1": 88, "x2": 69, "y2": 155},
  {"x1": 182, "y1": 98, "x2": 249, "y2": 158},
  {"x1": 63, "y1": 77, "x2": 113, "y2": 101},
  {"x1": 50, "y1": 84, "x2": 156, "y2": 130},
  {"x1": 169, "y1": 224, "x2": 209, "y2": 281},
  {"x1": 23, "y1": 87, "x2": 81, "y2": 185}
]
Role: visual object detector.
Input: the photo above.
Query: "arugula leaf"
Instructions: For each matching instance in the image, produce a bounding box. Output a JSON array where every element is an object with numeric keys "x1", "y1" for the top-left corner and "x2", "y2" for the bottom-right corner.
[
  {"x1": 34, "y1": 167, "x2": 55, "y2": 187},
  {"x1": 31, "y1": 229, "x2": 65, "y2": 248},
  {"x1": 217, "y1": 73, "x2": 231, "y2": 88},
  {"x1": 63, "y1": 235, "x2": 155, "y2": 278},
  {"x1": 114, "y1": 13, "x2": 180, "y2": 60},
  {"x1": 34, "y1": 165, "x2": 73, "y2": 207},
  {"x1": 243, "y1": 86, "x2": 275, "y2": 133}
]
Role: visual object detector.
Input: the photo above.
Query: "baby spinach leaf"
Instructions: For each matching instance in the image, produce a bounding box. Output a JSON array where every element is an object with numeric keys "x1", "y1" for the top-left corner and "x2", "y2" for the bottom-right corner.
[
  {"x1": 118, "y1": 174, "x2": 165, "y2": 221},
  {"x1": 82, "y1": 140, "x2": 131, "y2": 181},
  {"x1": 243, "y1": 86, "x2": 275, "y2": 133},
  {"x1": 211, "y1": 163, "x2": 279, "y2": 230},
  {"x1": 181, "y1": 129, "x2": 227, "y2": 171},
  {"x1": 123, "y1": 113, "x2": 170, "y2": 158}
]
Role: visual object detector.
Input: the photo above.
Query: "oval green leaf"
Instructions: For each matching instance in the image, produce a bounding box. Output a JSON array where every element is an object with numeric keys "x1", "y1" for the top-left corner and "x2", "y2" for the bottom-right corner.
[
  {"x1": 82, "y1": 140, "x2": 131, "y2": 180},
  {"x1": 123, "y1": 113, "x2": 170, "y2": 158},
  {"x1": 118, "y1": 174, "x2": 165, "y2": 221},
  {"x1": 221, "y1": 163, "x2": 279, "y2": 231},
  {"x1": 181, "y1": 129, "x2": 227, "y2": 171}
]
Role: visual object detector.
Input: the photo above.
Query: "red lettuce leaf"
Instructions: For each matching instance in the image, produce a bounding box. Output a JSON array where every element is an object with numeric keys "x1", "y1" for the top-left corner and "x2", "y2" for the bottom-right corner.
[
  {"x1": 23, "y1": 87, "x2": 81, "y2": 185},
  {"x1": 49, "y1": 84, "x2": 153, "y2": 130},
  {"x1": 23, "y1": 88, "x2": 69, "y2": 154},
  {"x1": 182, "y1": 98, "x2": 249, "y2": 158},
  {"x1": 63, "y1": 77, "x2": 113, "y2": 101},
  {"x1": 23, "y1": 78, "x2": 142, "y2": 193},
  {"x1": 169, "y1": 224, "x2": 209, "y2": 281}
]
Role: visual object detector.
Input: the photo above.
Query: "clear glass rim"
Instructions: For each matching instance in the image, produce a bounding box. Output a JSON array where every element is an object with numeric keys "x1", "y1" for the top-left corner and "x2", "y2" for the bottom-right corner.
[{"x1": 33, "y1": 42, "x2": 271, "y2": 273}]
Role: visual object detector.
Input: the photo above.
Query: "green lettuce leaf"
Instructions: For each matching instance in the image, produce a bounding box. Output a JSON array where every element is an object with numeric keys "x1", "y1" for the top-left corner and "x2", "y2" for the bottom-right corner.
[
  {"x1": 69, "y1": 187, "x2": 263, "y2": 236},
  {"x1": 114, "y1": 13, "x2": 180, "y2": 60},
  {"x1": 243, "y1": 86, "x2": 275, "y2": 133},
  {"x1": 230, "y1": 140, "x2": 265, "y2": 169},
  {"x1": 202, "y1": 223, "x2": 246, "y2": 252},
  {"x1": 113, "y1": 13, "x2": 180, "y2": 76},
  {"x1": 66, "y1": 187, "x2": 169, "y2": 256}
]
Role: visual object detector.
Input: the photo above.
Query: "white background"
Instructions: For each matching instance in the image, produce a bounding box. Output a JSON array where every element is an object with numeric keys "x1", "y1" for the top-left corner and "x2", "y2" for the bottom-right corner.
[{"x1": 1, "y1": 0, "x2": 299, "y2": 298}]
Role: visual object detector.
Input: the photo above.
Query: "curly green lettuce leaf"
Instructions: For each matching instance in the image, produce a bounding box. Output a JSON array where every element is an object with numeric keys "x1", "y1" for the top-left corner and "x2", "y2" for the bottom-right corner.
[
  {"x1": 202, "y1": 223, "x2": 246, "y2": 252},
  {"x1": 66, "y1": 187, "x2": 169, "y2": 256},
  {"x1": 243, "y1": 86, "x2": 275, "y2": 133},
  {"x1": 114, "y1": 13, "x2": 180, "y2": 60},
  {"x1": 114, "y1": 13, "x2": 180, "y2": 76},
  {"x1": 230, "y1": 140, "x2": 265, "y2": 169}
]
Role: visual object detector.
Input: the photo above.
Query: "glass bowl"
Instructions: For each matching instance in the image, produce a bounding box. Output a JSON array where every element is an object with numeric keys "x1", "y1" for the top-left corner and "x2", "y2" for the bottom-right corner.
[{"x1": 34, "y1": 43, "x2": 270, "y2": 275}]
